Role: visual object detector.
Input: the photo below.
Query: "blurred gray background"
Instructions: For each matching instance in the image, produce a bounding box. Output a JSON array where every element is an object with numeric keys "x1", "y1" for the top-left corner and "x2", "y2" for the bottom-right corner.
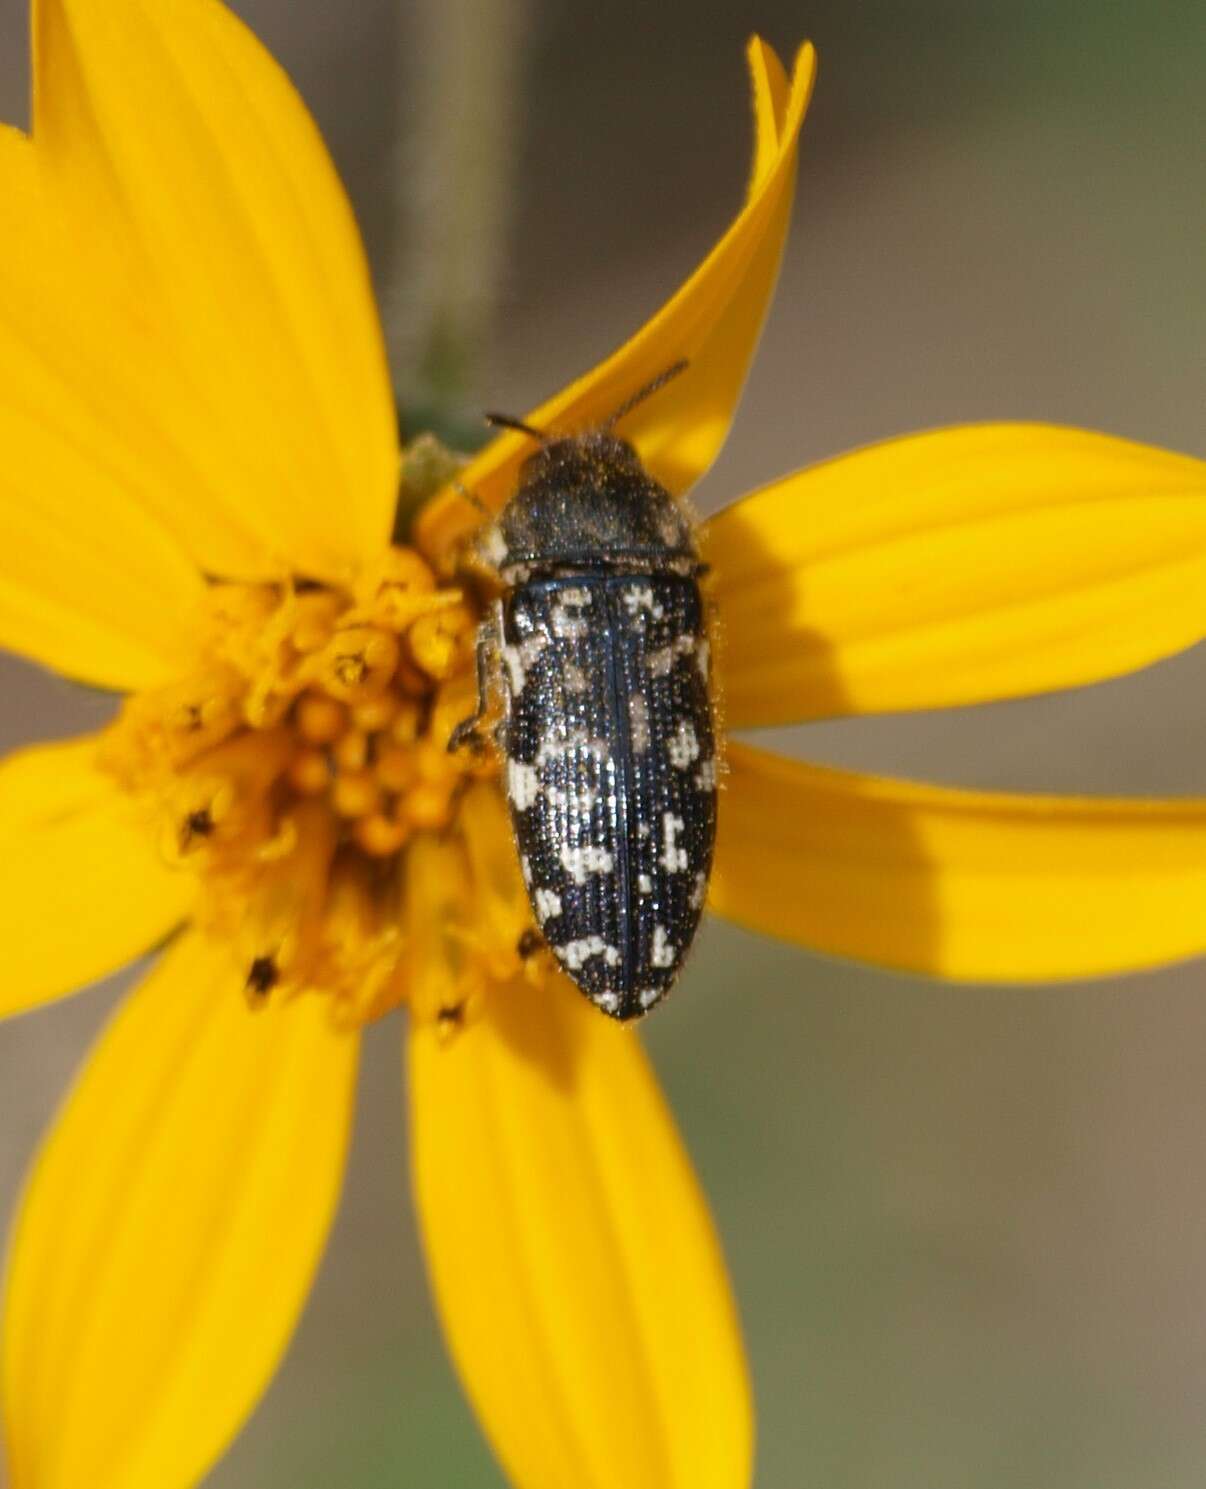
[{"x1": 1, "y1": 0, "x2": 1205, "y2": 1484}]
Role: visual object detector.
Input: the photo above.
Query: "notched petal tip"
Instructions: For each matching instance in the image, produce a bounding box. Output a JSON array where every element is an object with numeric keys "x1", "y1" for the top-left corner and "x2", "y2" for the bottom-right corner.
[
  {"x1": 415, "y1": 37, "x2": 817, "y2": 567},
  {"x1": 743, "y1": 37, "x2": 788, "y2": 184}
]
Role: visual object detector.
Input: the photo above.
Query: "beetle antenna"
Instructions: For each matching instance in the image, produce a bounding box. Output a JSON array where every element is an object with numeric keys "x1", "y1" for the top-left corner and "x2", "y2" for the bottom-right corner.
[
  {"x1": 603, "y1": 358, "x2": 690, "y2": 429},
  {"x1": 484, "y1": 412, "x2": 546, "y2": 441},
  {"x1": 483, "y1": 358, "x2": 689, "y2": 445}
]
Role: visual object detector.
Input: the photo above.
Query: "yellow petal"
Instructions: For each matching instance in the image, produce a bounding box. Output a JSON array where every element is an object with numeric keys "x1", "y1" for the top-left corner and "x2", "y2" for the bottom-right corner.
[
  {"x1": 409, "y1": 976, "x2": 752, "y2": 1489},
  {"x1": 25, "y1": 0, "x2": 398, "y2": 582},
  {"x1": 0, "y1": 131, "x2": 207, "y2": 688},
  {"x1": 415, "y1": 39, "x2": 816, "y2": 564},
  {"x1": 708, "y1": 424, "x2": 1206, "y2": 726},
  {"x1": 0, "y1": 735, "x2": 192, "y2": 1018},
  {"x1": 712, "y1": 742, "x2": 1206, "y2": 982},
  {"x1": 3, "y1": 932, "x2": 359, "y2": 1489}
]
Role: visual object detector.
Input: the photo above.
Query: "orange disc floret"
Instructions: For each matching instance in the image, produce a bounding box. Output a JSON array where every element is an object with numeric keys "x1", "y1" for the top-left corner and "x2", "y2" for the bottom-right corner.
[{"x1": 96, "y1": 539, "x2": 546, "y2": 1026}]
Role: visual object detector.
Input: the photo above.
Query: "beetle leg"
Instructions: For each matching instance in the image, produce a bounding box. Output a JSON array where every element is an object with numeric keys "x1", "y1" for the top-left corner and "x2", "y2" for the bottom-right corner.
[
  {"x1": 448, "y1": 608, "x2": 499, "y2": 754},
  {"x1": 516, "y1": 927, "x2": 543, "y2": 959}
]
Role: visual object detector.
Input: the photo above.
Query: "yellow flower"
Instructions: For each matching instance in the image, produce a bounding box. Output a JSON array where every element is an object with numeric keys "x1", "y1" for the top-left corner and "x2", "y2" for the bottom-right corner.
[{"x1": 1, "y1": 3, "x2": 1205, "y2": 1489}]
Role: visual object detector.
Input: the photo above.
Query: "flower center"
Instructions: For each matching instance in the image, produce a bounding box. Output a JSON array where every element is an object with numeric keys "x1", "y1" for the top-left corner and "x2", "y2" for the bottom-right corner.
[{"x1": 99, "y1": 543, "x2": 546, "y2": 1028}]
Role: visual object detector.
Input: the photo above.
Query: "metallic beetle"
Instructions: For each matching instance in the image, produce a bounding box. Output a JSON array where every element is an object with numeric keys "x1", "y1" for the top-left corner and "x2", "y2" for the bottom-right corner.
[{"x1": 453, "y1": 369, "x2": 716, "y2": 1020}]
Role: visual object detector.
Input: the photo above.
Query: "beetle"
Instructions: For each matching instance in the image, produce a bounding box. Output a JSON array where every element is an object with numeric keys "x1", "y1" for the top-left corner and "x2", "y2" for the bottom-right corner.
[{"x1": 451, "y1": 363, "x2": 716, "y2": 1020}]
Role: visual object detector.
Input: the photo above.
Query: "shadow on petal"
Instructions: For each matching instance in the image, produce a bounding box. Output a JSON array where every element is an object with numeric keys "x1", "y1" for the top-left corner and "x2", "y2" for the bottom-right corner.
[
  {"x1": 488, "y1": 973, "x2": 591, "y2": 1095},
  {"x1": 704, "y1": 505, "x2": 941, "y2": 978}
]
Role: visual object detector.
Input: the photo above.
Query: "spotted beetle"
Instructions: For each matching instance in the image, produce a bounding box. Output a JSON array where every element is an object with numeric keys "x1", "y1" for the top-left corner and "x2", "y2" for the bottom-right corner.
[{"x1": 452, "y1": 364, "x2": 716, "y2": 1021}]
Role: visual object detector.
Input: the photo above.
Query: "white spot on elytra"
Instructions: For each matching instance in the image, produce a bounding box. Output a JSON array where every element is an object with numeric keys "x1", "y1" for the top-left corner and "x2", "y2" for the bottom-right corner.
[
  {"x1": 546, "y1": 781, "x2": 598, "y2": 816},
  {"x1": 695, "y1": 757, "x2": 716, "y2": 792},
  {"x1": 551, "y1": 588, "x2": 592, "y2": 639},
  {"x1": 537, "y1": 726, "x2": 608, "y2": 767},
  {"x1": 651, "y1": 924, "x2": 676, "y2": 968},
  {"x1": 560, "y1": 844, "x2": 614, "y2": 883},
  {"x1": 688, "y1": 871, "x2": 707, "y2": 910},
  {"x1": 647, "y1": 633, "x2": 696, "y2": 677},
  {"x1": 658, "y1": 812, "x2": 688, "y2": 873},
  {"x1": 520, "y1": 855, "x2": 532, "y2": 886},
  {"x1": 558, "y1": 936, "x2": 621, "y2": 971},
  {"x1": 638, "y1": 985, "x2": 662, "y2": 1009},
  {"x1": 638, "y1": 873, "x2": 653, "y2": 894},
  {"x1": 552, "y1": 613, "x2": 588, "y2": 640},
  {"x1": 502, "y1": 633, "x2": 548, "y2": 694},
  {"x1": 502, "y1": 645, "x2": 525, "y2": 694},
  {"x1": 666, "y1": 719, "x2": 700, "y2": 769},
  {"x1": 696, "y1": 638, "x2": 711, "y2": 681},
  {"x1": 506, "y1": 759, "x2": 540, "y2": 811},
  {"x1": 623, "y1": 585, "x2": 664, "y2": 620},
  {"x1": 628, "y1": 692, "x2": 650, "y2": 752},
  {"x1": 563, "y1": 662, "x2": 589, "y2": 692},
  {"x1": 534, "y1": 887, "x2": 563, "y2": 921},
  {"x1": 596, "y1": 990, "x2": 621, "y2": 1013},
  {"x1": 637, "y1": 822, "x2": 651, "y2": 840},
  {"x1": 647, "y1": 646, "x2": 673, "y2": 678}
]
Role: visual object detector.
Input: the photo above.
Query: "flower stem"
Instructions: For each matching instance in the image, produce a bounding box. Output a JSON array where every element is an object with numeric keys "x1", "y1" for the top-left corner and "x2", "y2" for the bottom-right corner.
[{"x1": 390, "y1": 0, "x2": 532, "y2": 427}]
